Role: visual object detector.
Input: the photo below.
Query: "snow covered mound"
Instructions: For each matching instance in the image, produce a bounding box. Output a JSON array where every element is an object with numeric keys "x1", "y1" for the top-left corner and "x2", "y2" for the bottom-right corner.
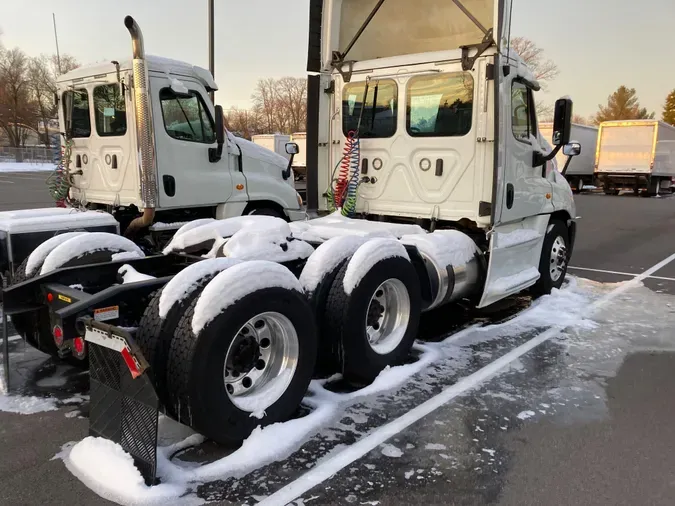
[
  {"x1": 343, "y1": 238, "x2": 410, "y2": 294},
  {"x1": 290, "y1": 211, "x2": 425, "y2": 242},
  {"x1": 40, "y1": 233, "x2": 144, "y2": 275},
  {"x1": 223, "y1": 219, "x2": 314, "y2": 263},
  {"x1": 400, "y1": 230, "x2": 478, "y2": 268},
  {"x1": 162, "y1": 216, "x2": 285, "y2": 255},
  {"x1": 299, "y1": 235, "x2": 368, "y2": 293}
]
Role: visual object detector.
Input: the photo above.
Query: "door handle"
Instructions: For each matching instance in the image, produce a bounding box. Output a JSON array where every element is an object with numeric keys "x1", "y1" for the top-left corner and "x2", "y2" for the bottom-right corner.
[
  {"x1": 111, "y1": 154, "x2": 118, "y2": 169},
  {"x1": 163, "y1": 175, "x2": 176, "y2": 197},
  {"x1": 506, "y1": 183, "x2": 514, "y2": 209}
]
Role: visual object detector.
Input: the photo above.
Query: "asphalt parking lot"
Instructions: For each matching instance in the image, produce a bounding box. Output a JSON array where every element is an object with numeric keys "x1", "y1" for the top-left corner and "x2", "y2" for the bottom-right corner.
[{"x1": 1, "y1": 175, "x2": 674, "y2": 506}]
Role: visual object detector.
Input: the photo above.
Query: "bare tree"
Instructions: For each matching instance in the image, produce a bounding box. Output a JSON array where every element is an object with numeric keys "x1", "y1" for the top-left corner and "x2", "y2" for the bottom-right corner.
[
  {"x1": 224, "y1": 107, "x2": 263, "y2": 140},
  {"x1": 0, "y1": 47, "x2": 38, "y2": 147},
  {"x1": 510, "y1": 37, "x2": 559, "y2": 87},
  {"x1": 251, "y1": 77, "x2": 307, "y2": 135},
  {"x1": 28, "y1": 55, "x2": 56, "y2": 146},
  {"x1": 50, "y1": 53, "x2": 79, "y2": 78},
  {"x1": 572, "y1": 114, "x2": 590, "y2": 125}
]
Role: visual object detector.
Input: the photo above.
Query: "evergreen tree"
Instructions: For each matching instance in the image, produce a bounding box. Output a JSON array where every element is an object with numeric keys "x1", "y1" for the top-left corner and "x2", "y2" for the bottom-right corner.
[
  {"x1": 662, "y1": 89, "x2": 675, "y2": 126},
  {"x1": 593, "y1": 86, "x2": 654, "y2": 124}
]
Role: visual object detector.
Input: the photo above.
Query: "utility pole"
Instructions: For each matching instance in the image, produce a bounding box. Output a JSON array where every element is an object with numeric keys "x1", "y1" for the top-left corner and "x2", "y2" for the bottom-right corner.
[
  {"x1": 208, "y1": 0, "x2": 215, "y2": 102},
  {"x1": 53, "y1": 13, "x2": 62, "y2": 74}
]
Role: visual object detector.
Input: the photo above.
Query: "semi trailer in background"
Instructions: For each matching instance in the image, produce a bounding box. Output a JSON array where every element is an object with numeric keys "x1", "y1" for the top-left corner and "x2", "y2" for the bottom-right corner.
[
  {"x1": 540, "y1": 122, "x2": 598, "y2": 193},
  {"x1": 251, "y1": 134, "x2": 292, "y2": 161},
  {"x1": 594, "y1": 120, "x2": 675, "y2": 196}
]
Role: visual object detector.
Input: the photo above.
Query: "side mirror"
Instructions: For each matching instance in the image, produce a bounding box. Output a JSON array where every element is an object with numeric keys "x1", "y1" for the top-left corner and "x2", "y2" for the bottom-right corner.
[
  {"x1": 563, "y1": 142, "x2": 581, "y2": 157},
  {"x1": 209, "y1": 104, "x2": 225, "y2": 163},
  {"x1": 282, "y1": 142, "x2": 298, "y2": 180},
  {"x1": 552, "y1": 97, "x2": 573, "y2": 146},
  {"x1": 560, "y1": 141, "x2": 581, "y2": 177}
]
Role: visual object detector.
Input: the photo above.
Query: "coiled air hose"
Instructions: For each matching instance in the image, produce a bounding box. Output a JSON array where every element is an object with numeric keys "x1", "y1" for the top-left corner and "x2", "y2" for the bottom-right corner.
[{"x1": 46, "y1": 138, "x2": 74, "y2": 207}]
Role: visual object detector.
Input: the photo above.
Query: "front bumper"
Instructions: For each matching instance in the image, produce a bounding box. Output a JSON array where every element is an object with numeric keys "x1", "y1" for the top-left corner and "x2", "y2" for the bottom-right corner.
[{"x1": 285, "y1": 208, "x2": 309, "y2": 222}]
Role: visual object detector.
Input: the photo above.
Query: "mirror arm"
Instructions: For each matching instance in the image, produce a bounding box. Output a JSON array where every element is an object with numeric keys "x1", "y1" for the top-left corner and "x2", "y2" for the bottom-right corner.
[
  {"x1": 283, "y1": 154, "x2": 295, "y2": 180},
  {"x1": 533, "y1": 144, "x2": 562, "y2": 177},
  {"x1": 561, "y1": 155, "x2": 574, "y2": 177},
  {"x1": 208, "y1": 142, "x2": 223, "y2": 163}
]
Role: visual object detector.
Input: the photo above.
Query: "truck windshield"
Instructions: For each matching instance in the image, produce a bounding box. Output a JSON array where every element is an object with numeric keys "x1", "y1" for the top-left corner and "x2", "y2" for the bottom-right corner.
[
  {"x1": 342, "y1": 79, "x2": 397, "y2": 138},
  {"x1": 62, "y1": 89, "x2": 91, "y2": 138}
]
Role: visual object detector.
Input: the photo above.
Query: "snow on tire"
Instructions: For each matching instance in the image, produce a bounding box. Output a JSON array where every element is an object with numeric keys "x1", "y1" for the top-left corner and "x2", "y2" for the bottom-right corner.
[
  {"x1": 299, "y1": 235, "x2": 367, "y2": 373},
  {"x1": 40, "y1": 232, "x2": 144, "y2": 274},
  {"x1": 165, "y1": 261, "x2": 317, "y2": 445},
  {"x1": 323, "y1": 239, "x2": 422, "y2": 383},
  {"x1": 136, "y1": 259, "x2": 241, "y2": 413}
]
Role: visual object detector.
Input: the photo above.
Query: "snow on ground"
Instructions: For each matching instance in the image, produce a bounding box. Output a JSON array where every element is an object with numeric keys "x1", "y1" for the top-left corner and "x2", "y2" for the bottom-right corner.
[
  {"x1": 59, "y1": 276, "x2": 607, "y2": 505},
  {"x1": 0, "y1": 392, "x2": 59, "y2": 414},
  {"x1": 0, "y1": 162, "x2": 55, "y2": 173}
]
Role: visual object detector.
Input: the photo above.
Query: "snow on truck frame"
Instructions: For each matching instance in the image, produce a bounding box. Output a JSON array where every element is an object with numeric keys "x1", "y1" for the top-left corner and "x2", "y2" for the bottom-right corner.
[{"x1": 1, "y1": 1, "x2": 581, "y2": 484}]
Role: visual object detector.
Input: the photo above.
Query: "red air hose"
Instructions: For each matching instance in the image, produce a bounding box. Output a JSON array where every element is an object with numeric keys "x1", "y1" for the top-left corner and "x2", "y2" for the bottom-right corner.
[{"x1": 335, "y1": 131, "x2": 358, "y2": 208}]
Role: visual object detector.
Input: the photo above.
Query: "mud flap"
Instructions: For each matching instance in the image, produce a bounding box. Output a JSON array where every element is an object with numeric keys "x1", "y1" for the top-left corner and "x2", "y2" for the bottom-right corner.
[
  {"x1": 478, "y1": 216, "x2": 549, "y2": 308},
  {"x1": 83, "y1": 318, "x2": 159, "y2": 485}
]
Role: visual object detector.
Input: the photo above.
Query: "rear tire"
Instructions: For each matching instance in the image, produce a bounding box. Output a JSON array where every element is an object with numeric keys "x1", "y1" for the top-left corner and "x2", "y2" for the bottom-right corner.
[
  {"x1": 323, "y1": 256, "x2": 421, "y2": 383},
  {"x1": 136, "y1": 272, "x2": 222, "y2": 414},
  {"x1": 166, "y1": 286, "x2": 317, "y2": 445},
  {"x1": 531, "y1": 220, "x2": 569, "y2": 297}
]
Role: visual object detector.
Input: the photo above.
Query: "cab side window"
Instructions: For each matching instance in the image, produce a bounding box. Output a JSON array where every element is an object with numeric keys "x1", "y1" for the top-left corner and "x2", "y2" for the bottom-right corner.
[
  {"x1": 63, "y1": 89, "x2": 91, "y2": 138},
  {"x1": 93, "y1": 84, "x2": 127, "y2": 137},
  {"x1": 159, "y1": 88, "x2": 216, "y2": 143},
  {"x1": 511, "y1": 81, "x2": 537, "y2": 142}
]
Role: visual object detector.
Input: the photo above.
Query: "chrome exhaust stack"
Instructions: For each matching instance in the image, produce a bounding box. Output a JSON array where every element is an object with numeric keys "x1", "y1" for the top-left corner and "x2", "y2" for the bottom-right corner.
[{"x1": 124, "y1": 15, "x2": 157, "y2": 235}]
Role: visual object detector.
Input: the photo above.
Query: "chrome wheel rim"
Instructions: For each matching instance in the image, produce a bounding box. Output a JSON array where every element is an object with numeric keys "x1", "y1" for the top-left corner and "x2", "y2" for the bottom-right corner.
[
  {"x1": 549, "y1": 236, "x2": 568, "y2": 282},
  {"x1": 365, "y1": 279, "x2": 411, "y2": 355},
  {"x1": 223, "y1": 311, "x2": 299, "y2": 413}
]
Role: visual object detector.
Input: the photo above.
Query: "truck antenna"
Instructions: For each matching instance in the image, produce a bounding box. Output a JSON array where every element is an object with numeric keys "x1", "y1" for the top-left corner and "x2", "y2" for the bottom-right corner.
[{"x1": 52, "y1": 13, "x2": 62, "y2": 75}]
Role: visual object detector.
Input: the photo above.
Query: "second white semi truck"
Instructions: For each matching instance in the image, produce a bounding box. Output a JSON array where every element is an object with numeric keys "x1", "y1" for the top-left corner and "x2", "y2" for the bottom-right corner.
[
  {"x1": 595, "y1": 120, "x2": 675, "y2": 196},
  {"x1": 2, "y1": 0, "x2": 582, "y2": 482},
  {"x1": 540, "y1": 122, "x2": 598, "y2": 193}
]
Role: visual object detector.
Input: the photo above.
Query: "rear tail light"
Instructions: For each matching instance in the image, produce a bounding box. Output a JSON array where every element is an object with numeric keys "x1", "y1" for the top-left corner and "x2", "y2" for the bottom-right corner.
[
  {"x1": 53, "y1": 325, "x2": 64, "y2": 347},
  {"x1": 73, "y1": 337, "x2": 85, "y2": 356},
  {"x1": 47, "y1": 293, "x2": 54, "y2": 303}
]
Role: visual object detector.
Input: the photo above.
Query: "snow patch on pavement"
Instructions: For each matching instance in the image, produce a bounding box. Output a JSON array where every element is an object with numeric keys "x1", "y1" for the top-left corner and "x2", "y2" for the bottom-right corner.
[
  {"x1": 0, "y1": 394, "x2": 58, "y2": 414},
  {"x1": 424, "y1": 443, "x2": 447, "y2": 451},
  {"x1": 380, "y1": 444, "x2": 403, "y2": 458},
  {"x1": 517, "y1": 410, "x2": 536, "y2": 420},
  {"x1": 0, "y1": 162, "x2": 56, "y2": 173}
]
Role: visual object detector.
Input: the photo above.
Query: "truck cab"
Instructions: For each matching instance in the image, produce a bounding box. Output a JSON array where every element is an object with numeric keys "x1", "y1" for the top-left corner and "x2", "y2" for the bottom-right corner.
[
  {"x1": 307, "y1": 0, "x2": 577, "y2": 306},
  {"x1": 57, "y1": 42, "x2": 304, "y2": 228}
]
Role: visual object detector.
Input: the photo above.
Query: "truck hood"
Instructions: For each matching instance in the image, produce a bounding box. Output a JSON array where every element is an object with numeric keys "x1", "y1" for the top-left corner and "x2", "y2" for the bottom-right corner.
[{"x1": 227, "y1": 131, "x2": 294, "y2": 188}]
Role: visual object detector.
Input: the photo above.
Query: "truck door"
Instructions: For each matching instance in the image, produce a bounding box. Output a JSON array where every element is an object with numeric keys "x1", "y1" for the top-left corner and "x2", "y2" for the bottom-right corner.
[
  {"x1": 151, "y1": 76, "x2": 233, "y2": 209},
  {"x1": 62, "y1": 73, "x2": 139, "y2": 207},
  {"x1": 495, "y1": 78, "x2": 553, "y2": 224}
]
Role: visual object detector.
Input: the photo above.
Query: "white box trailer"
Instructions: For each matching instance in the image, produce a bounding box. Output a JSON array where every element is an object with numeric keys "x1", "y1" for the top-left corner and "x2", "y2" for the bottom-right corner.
[
  {"x1": 540, "y1": 123, "x2": 598, "y2": 192},
  {"x1": 251, "y1": 134, "x2": 292, "y2": 161},
  {"x1": 594, "y1": 120, "x2": 675, "y2": 195},
  {"x1": 290, "y1": 132, "x2": 307, "y2": 179}
]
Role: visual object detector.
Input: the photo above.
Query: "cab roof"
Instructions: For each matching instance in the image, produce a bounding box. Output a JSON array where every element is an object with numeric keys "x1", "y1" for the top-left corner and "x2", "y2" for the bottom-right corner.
[{"x1": 56, "y1": 55, "x2": 218, "y2": 91}]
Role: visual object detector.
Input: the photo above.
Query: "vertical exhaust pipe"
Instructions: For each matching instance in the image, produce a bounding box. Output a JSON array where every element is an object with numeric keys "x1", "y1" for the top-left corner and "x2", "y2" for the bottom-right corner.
[{"x1": 124, "y1": 15, "x2": 156, "y2": 236}]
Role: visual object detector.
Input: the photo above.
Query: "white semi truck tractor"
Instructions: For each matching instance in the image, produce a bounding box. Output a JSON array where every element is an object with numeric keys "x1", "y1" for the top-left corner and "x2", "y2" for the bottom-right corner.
[{"x1": 1, "y1": 1, "x2": 580, "y2": 482}]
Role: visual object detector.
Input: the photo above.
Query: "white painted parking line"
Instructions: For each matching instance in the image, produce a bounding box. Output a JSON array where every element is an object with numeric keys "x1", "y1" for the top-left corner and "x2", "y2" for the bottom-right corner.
[
  {"x1": 569, "y1": 266, "x2": 675, "y2": 282},
  {"x1": 258, "y1": 252, "x2": 675, "y2": 506}
]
